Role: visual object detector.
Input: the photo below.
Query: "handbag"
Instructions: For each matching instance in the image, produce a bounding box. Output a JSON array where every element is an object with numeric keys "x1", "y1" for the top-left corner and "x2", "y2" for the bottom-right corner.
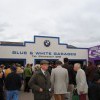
[{"x1": 72, "y1": 89, "x2": 79, "y2": 100}]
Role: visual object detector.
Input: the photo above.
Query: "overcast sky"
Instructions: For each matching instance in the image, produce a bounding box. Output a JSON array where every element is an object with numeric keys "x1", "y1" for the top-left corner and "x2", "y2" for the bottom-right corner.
[{"x1": 0, "y1": 0, "x2": 100, "y2": 48}]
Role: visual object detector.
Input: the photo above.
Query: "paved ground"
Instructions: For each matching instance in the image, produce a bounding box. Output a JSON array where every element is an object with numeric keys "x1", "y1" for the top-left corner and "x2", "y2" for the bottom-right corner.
[
  {"x1": 19, "y1": 91, "x2": 55, "y2": 100},
  {"x1": 19, "y1": 91, "x2": 88, "y2": 100},
  {"x1": 19, "y1": 85, "x2": 34, "y2": 100},
  {"x1": 19, "y1": 91, "x2": 34, "y2": 100}
]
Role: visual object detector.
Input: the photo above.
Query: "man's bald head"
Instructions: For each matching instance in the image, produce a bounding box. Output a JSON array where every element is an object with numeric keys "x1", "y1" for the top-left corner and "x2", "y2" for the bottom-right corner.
[{"x1": 74, "y1": 63, "x2": 81, "y2": 71}]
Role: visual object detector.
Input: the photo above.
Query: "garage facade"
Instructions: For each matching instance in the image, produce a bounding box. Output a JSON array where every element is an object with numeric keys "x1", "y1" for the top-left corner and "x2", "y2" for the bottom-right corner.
[{"x1": 0, "y1": 36, "x2": 88, "y2": 66}]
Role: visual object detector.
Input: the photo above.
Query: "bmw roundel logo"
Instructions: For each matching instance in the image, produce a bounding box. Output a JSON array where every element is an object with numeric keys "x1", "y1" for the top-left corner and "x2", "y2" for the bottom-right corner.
[{"x1": 44, "y1": 40, "x2": 50, "y2": 47}]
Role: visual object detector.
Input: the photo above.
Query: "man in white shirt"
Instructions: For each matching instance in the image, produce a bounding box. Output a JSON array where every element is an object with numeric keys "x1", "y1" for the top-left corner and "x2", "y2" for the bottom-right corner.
[{"x1": 74, "y1": 63, "x2": 88, "y2": 100}]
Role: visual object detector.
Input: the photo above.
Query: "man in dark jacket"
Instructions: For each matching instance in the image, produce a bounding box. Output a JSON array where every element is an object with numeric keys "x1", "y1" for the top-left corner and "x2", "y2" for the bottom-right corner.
[
  {"x1": 5, "y1": 66, "x2": 22, "y2": 100},
  {"x1": 48, "y1": 61, "x2": 55, "y2": 75},
  {"x1": 0, "y1": 66, "x2": 5, "y2": 100},
  {"x1": 89, "y1": 74, "x2": 100, "y2": 100},
  {"x1": 62, "y1": 58, "x2": 76, "y2": 100},
  {"x1": 24, "y1": 64, "x2": 32, "y2": 92},
  {"x1": 95, "y1": 64, "x2": 100, "y2": 77},
  {"x1": 28, "y1": 60, "x2": 51, "y2": 100},
  {"x1": 88, "y1": 63, "x2": 100, "y2": 100}
]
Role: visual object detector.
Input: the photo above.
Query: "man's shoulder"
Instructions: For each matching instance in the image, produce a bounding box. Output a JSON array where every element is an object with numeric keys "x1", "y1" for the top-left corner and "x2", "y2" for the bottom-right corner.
[
  {"x1": 51, "y1": 68, "x2": 57, "y2": 73},
  {"x1": 78, "y1": 69, "x2": 85, "y2": 74},
  {"x1": 62, "y1": 63, "x2": 68, "y2": 68},
  {"x1": 33, "y1": 70, "x2": 43, "y2": 76},
  {"x1": 63, "y1": 63, "x2": 73, "y2": 68},
  {"x1": 6, "y1": 72, "x2": 13, "y2": 76},
  {"x1": 6, "y1": 72, "x2": 19, "y2": 78},
  {"x1": 52, "y1": 67, "x2": 68, "y2": 72},
  {"x1": 62, "y1": 68, "x2": 68, "y2": 73}
]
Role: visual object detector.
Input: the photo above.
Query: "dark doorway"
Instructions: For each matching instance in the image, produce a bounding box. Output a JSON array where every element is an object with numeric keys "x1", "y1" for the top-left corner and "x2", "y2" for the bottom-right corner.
[
  {"x1": 94, "y1": 60, "x2": 100, "y2": 66},
  {"x1": 0, "y1": 58, "x2": 26, "y2": 67},
  {"x1": 34, "y1": 59, "x2": 58, "y2": 65},
  {"x1": 69, "y1": 60, "x2": 87, "y2": 66}
]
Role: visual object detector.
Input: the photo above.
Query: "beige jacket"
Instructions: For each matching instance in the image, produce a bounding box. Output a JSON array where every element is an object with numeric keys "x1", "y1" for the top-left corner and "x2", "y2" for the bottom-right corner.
[{"x1": 51, "y1": 66, "x2": 69, "y2": 94}]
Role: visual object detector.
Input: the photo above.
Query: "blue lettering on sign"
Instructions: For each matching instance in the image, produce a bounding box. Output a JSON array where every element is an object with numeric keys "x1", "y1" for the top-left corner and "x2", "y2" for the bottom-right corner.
[
  {"x1": 12, "y1": 51, "x2": 27, "y2": 55},
  {"x1": 30, "y1": 52, "x2": 33, "y2": 55},
  {"x1": 12, "y1": 51, "x2": 76, "y2": 56},
  {"x1": 53, "y1": 52, "x2": 76, "y2": 56},
  {"x1": 35, "y1": 52, "x2": 52, "y2": 55},
  {"x1": 12, "y1": 51, "x2": 16, "y2": 54}
]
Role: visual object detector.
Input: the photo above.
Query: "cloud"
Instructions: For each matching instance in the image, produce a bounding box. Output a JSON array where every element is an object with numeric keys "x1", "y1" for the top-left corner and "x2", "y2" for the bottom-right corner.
[
  {"x1": 0, "y1": 0, "x2": 99, "y2": 47},
  {"x1": 0, "y1": 23, "x2": 10, "y2": 32}
]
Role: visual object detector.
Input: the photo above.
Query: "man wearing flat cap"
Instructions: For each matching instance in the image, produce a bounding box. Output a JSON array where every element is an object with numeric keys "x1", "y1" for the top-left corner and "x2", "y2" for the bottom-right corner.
[{"x1": 28, "y1": 60, "x2": 52, "y2": 100}]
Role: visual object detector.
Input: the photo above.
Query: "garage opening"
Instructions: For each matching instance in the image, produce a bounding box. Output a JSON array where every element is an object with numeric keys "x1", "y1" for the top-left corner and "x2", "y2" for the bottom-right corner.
[
  {"x1": 69, "y1": 59, "x2": 87, "y2": 66},
  {"x1": 0, "y1": 58, "x2": 26, "y2": 67},
  {"x1": 94, "y1": 60, "x2": 100, "y2": 66},
  {"x1": 34, "y1": 59, "x2": 58, "y2": 65}
]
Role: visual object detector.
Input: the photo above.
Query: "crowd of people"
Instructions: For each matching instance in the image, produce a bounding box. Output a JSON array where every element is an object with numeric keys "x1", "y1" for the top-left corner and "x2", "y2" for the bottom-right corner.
[
  {"x1": 0, "y1": 58, "x2": 100, "y2": 100},
  {"x1": 0, "y1": 63, "x2": 32, "y2": 100}
]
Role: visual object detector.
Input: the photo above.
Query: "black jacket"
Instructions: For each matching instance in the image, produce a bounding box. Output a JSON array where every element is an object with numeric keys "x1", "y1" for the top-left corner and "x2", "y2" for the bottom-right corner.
[
  {"x1": 62, "y1": 63, "x2": 76, "y2": 84},
  {"x1": 0, "y1": 71, "x2": 5, "y2": 92},
  {"x1": 89, "y1": 83, "x2": 100, "y2": 100},
  {"x1": 5, "y1": 72, "x2": 22, "y2": 90}
]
